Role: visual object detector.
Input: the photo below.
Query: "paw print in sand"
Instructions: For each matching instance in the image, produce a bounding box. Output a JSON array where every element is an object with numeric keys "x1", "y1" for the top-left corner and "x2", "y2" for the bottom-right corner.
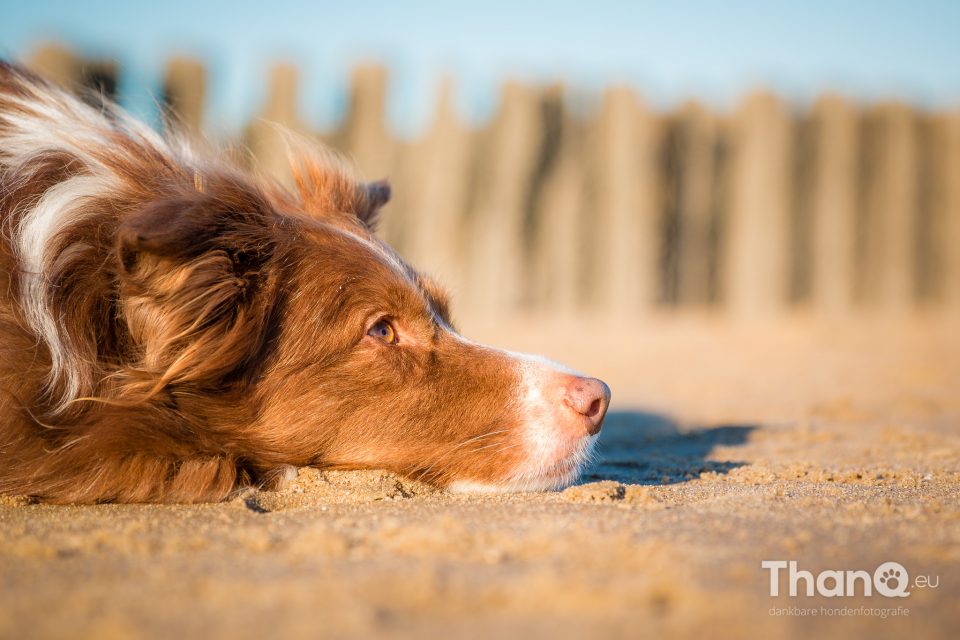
[{"x1": 879, "y1": 568, "x2": 902, "y2": 591}]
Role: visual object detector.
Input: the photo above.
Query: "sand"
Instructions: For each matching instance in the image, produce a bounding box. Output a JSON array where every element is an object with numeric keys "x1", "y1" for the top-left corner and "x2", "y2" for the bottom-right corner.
[{"x1": 1, "y1": 315, "x2": 957, "y2": 640}]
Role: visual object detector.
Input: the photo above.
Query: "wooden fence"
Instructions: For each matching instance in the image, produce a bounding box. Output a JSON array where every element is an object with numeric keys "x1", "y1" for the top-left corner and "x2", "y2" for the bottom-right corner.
[{"x1": 28, "y1": 45, "x2": 960, "y2": 318}]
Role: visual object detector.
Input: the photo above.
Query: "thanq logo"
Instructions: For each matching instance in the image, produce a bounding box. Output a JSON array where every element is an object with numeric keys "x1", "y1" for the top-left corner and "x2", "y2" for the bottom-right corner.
[{"x1": 760, "y1": 561, "x2": 937, "y2": 598}]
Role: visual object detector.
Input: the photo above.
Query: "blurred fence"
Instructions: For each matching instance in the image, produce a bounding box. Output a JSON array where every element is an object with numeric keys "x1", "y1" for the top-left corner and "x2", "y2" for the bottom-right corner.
[{"x1": 28, "y1": 45, "x2": 960, "y2": 318}]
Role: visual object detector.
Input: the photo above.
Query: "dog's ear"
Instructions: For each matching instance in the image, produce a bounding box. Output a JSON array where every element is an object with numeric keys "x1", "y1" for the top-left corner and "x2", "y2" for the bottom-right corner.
[
  {"x1": 355, "y1": 178, "x2": 391, "y2": 228},
  {"x1": 290, "y1": 154, "x2": 391, "y2": 230},
  {"x1": 115, "y1": 175, "x2": 278, "y2": 395},
  {"x1": 117, "y1": 175, "x2": 275, "y2": 269}
]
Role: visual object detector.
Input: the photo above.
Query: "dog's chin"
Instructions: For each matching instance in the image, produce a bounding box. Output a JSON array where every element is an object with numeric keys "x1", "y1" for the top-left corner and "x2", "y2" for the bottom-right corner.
[{"x1": 447, "y1": 433, "x2": 599, "y2": 494}]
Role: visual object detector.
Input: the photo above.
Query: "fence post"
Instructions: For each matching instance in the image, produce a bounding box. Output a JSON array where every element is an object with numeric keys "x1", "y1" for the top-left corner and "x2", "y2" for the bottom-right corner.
[
  {"x1": 808, "y1": 95, "x2": 859, "y2": 313},
  {"x1": 933, "y1": 111, "x2": 960, "y2": 311},
  {"x1": 528, "y1": 85, "x2": 584, "y2": 312},
  {"x1": 397, "y1": 77, "x2": 473, "y2": 301},
  {"x1": 78, "y1": 60, "x2": 119, "y2": 108},
  {"x1": 857, "y1": 103, "x2": 918, "y2": 311},
  {"x1": 724, "y1": 91, "x2": 793, "y2": 316},
  {"x1": 463, "y1": 81, "x2": 542, "y2": 317},
  {"x1": 586, "y1": 87, "x2": 661, "y2": 316},
  {"x1": 29, "y1": 43, "x2": 117, "y2": 109},
  {"x1": 162, "y1": 57, "x2": 207, "y2": 137},
  {"x1": 339, "y1": 65, "x2": 401, "y2": 248},
  {"x1": 670, "y1": 101, "x2": 720, "y2": 307},
  {"x1": 243, "y1": 63, "x2": 307, "y2": 184},
  {"x1": 27, "y1": 43, "x2": 82, "y2": 88}
]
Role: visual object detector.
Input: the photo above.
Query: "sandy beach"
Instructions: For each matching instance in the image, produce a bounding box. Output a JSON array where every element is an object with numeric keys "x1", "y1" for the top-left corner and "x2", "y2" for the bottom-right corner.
[{"x1": 1, "y1": 316, "x2": 957, "y2": 639}]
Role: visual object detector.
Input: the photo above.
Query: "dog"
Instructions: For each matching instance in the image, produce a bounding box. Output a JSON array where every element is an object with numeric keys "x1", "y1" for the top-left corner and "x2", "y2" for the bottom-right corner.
[{"x1": 0, "y1": 62, "x2": 610, "y2": 503}]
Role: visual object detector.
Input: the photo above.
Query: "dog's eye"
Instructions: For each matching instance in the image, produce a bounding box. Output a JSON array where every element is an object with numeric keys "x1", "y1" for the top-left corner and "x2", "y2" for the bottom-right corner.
[{"x1": 367, "y1": 318, "x2": 397, "y2": 345}]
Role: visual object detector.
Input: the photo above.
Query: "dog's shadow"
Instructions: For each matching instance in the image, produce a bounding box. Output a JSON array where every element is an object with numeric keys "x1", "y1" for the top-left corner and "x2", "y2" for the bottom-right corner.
[{"x1": 579, "y1": 411, "x2": 756, "y2": 485}]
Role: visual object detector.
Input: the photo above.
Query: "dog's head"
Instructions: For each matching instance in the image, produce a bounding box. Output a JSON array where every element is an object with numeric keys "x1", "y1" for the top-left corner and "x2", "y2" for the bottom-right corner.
[{"x1": 114, "y1": 158, "x2": 610, "y2": 492}]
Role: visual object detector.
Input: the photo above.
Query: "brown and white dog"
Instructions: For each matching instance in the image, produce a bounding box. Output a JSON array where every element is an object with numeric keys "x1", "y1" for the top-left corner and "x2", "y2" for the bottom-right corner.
[{"x1": 0, "y1": 62, "x2": 610, "y2": 503}]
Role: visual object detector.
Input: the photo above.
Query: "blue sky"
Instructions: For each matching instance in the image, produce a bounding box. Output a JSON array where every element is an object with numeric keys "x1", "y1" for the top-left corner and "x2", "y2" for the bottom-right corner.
[{"x1": 1, "y1": 0, "x2": 958, "y2": 135}]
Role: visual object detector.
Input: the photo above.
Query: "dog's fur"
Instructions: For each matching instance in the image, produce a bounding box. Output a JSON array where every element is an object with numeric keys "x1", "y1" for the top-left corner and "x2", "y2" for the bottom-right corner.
[{"x1": 0, "y1": 62, "x2": 608, "y2": 503}]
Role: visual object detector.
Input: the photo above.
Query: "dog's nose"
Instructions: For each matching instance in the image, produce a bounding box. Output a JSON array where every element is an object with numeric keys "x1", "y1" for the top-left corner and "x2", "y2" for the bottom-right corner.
[{"x1": 563, "y1": 376, "x2": 611, "y2": 435}]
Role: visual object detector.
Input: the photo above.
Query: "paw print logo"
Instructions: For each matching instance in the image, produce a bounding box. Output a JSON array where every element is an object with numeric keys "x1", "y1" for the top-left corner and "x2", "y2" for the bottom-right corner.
[
  {"x1": 874, "y1": 561, "x2": 910, "y2": 597},
  {"x1": 879, "y1": 568, "x2": 901, "y2": 590}
]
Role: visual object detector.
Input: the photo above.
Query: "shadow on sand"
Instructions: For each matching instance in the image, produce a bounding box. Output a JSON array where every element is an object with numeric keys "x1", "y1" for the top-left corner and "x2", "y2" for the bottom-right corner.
[{"x1": 580, "y1": 411, "x2": 757, "y2": 485}]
